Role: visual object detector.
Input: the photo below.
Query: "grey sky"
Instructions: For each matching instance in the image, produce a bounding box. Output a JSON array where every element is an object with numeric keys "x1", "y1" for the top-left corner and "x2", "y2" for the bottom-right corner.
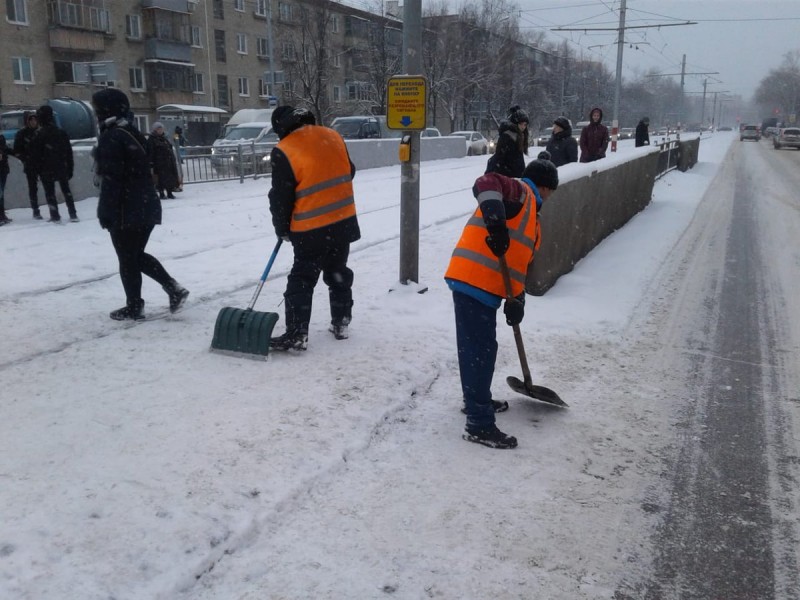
[{"x1": 506, "y1": 0, "x2": 800, "y2": 100}]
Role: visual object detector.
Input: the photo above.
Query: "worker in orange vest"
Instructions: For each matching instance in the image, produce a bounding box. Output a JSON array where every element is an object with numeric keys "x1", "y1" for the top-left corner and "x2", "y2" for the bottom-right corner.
[
  {"x1": 268, "y1": 106, "x2": 360, "y2": 351},
  {"x1": 445, "y1": 152, "x2": 559, "y2": 448}
]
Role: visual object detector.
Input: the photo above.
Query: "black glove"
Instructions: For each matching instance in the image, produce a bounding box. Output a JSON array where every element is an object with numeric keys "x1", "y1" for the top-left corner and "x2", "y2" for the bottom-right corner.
[
  {"x1": 485, "y1": 226, "x2": 510, "y2": 257},
  {"x1": 503, "y1": 298, "x2": 524, "y2": 326}
]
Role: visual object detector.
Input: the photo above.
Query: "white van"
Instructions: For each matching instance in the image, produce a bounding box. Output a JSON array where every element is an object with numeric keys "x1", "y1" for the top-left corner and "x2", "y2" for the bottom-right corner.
[{"x1": 220, "y1": 109, "x2": 275, "y2": 138}]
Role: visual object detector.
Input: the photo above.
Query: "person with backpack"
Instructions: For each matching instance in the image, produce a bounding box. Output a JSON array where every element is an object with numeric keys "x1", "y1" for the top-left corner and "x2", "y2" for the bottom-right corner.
[
  {"x1": 445, "y1": 152, "x2": 559, "y2": 449},
  {"x1": 91, "y1": 88, "x2": 189, "y2": 321},
  {"x1": 486, "y1": 105, "x2": 529, "y2": 177}
]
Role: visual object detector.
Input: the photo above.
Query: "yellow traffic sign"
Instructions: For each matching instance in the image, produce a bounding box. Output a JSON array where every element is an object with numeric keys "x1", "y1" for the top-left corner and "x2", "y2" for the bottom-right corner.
[{"x1": 387, "y1": 76, "x2": 427, "y2": 130}]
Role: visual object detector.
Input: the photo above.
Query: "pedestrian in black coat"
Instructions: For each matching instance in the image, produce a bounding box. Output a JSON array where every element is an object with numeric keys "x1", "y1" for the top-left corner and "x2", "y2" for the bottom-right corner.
[
  {"x1": 28, "y1": 105, "x2": 77, "y2": 222},
  {"x1": 635, "y1": 117, "x2": 650, "y2": 147},
  {"x1": 147, "y1": 122, "x2": 180, "y2": 199},
  {"x1": 545, "y1": 116, "x2": 578, "y2": 167},
  {"x1": 12, "y1": 112, "x2": 43, "y2": 219},
  {"x1": 486, "y1": 105, "x2": 529, "y2": 177},
  {"x1": 92, "y1": 89, "x2": 189, "y2": 321},
  {"x1": 0, "y1": 136, "x2": 11, "y2": 224}
]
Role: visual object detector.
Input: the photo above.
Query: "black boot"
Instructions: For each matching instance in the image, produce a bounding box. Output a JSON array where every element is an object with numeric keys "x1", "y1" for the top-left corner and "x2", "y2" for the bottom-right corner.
[
  {"x1": 162, "y1": 279, "x2": 189, "y2": 313},
  {"x1": 462, "y1": 425, "x2": 518, "y2": 449},
  {"x1": 110, "y1": 299, "x2": 145, "y2": 321},
  {"x1": 269, "y1": 329, "x2": 308, "y2": 351}
]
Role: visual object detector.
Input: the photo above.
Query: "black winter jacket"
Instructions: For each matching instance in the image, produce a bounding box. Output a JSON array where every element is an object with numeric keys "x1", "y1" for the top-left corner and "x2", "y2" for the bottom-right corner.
[
  {"x1": 147, "y1": 134, "x2": 180, "y2": 190},
  {"x1": 29, "y1": 124, "x2": 74, "y2": 180},
  {"x1": 95, "y1": 118, "x2": 162, "y2": 230},
  {"x1": 13, "y1": 126, "x2": 38, "y2": 174},
  {"x1": 485, "y1": 120, "x2": 527, "y2": 177},
  {"x1": 0, "y1": 137, "x2": 10, "y2": 177},
  {"x1": 545, "y1": 129, "x2": 578, "y2": 167},
  {"x1": 635, "y1": 121, "x2": 650, "y2": 147},
  {"x1": 268, "y1": 126, "x2": 359, "y2": 252}
]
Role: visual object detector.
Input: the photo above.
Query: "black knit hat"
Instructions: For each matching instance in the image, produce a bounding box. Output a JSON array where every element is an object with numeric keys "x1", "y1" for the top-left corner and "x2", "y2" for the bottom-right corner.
[
  {"x1": 553, "y1": 116, "x2": 571, "y2": 131},
  {"x1": 36, "y1": 105, "x2": 55, "y2": 125},
  {"x1": 522, "y1": 151, "x2": 559, "y2": 191},
  {"x1": 508, "y1": 105, "x2": 529, "y2": 125},
  {"x1": 92, "y1": 88, "x2": 131, "y2": 121}
]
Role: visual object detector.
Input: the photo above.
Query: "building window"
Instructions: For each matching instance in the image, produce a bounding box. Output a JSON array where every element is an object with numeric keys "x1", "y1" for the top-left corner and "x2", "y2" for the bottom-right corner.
[
  {"x1": 331, "y1": 15, "x2": 339, "y2": 33},
  {"x1": 256, "y1": 36, "x2": 269, "y2": 58},
  {"x1": 238, "y1": 77, "x2": 249, "y2": 97},
  {"x1": 192, "y1": 72, "x2": 204, "y2": 93},
  {"x1": 125, "y1": 15, "x2": 141, "y2": 39},
  {"x1": 190, "y1": 25, "x2": 202, "y2": 47},
  {"x1": 134, "y1": 115, "x2": 148, "y2": 133},
  {"x1": 217, "y1": 74, "x2": 229, "y2": 108},
  {"x1": 129, "y1": 67, "x2": 145, "y2": 91},
  {"x1": 212, "y1": 0, "x2": 223, "y2": 19},
  {"x1": 333, "y1": 53, "x2": 340, "y2": 68},
  {"x1": 281, "y1": 42, "x2": 295, "y2": 61},
  {"x1": 233, "y1": 0, "x2": 244, "y2": 11},
  {"x1": 255, "y1": 0, "x2": 266, "y2": 17},
  {"x1": 7, "y1": 0, "x2": 28, "y2": 24},
  {"x1": 89, "y1": 7, "x2": 110, "y2": 32},
  {"x1": 214, "y1": 29, "x2": 226, "y2": 62},
  {"x1": 236, "y1": 33, "x2": 247, "y2": 54},
  {"x1": 333, "y1": 85, "x2": 341, "y2": 103},
  {"x1": 347, "y1": 81, "x2": 374, "y2": 102},
  {"x1": 12, "y1": 57, "x2": 34, "y2": 83},
  {"x1": 278, "y1": 2, "x2": 292, "y2": 22}
]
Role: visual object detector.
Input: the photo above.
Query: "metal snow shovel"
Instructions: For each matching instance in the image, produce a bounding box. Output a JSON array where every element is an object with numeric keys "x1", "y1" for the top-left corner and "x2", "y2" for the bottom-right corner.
[
  {"x1": 498, "y1": 255, "x2": 568, "y2": 407},
  {"x1": 211, "y1": 239, "x2": 283, "y2": 358}
]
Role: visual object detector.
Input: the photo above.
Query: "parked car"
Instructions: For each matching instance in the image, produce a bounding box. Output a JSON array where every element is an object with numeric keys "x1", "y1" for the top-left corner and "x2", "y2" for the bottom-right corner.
[
  {"x1": 618, "y1": 127, "x2": 635, "y2": 140},
  {"x1": 763, "y1": 126, "x2": 780, "y2": 138},
  {"x1": 450, "y1": 130, "x2": 489, "y2": 155},
  {"x1": 773, "y1": 127, "x2": 800, "y2": 150},
  {"x1": 330, "y1": 115, "x2": 401, "y2": 140},
  {"x1": 740, "y1": 125, "x2": 760, "y2": 142},
  {"x1": 211, "y1": 122, "x2": 276, "y2": 175},
  {"x1": 421, "y1": 127, "x2": 442, "y2": 138},
  {"x1": 536, "y1": 127, "x2": 552, "y2": 146}
]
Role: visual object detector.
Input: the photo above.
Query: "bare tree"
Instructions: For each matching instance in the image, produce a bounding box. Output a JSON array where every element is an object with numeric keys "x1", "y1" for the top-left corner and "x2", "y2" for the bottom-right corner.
[{"x1": 755, "y1": 51, "x2": 800, "y2": 121}]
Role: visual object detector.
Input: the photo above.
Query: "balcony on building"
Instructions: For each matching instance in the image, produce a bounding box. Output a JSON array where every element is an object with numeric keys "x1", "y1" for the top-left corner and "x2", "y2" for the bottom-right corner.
[{"x1": 47, "y1": 0, "x2": 110, "y2": 51}]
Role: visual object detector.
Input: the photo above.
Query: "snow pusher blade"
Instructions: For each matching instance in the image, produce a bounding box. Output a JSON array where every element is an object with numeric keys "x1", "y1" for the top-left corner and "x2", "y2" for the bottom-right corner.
[
  {"x1": 498, "y1": 255, "x2": 567, "y2": 408},
  {"x1": 210, "y1": 239, "x2": 283, "y2": 358}
]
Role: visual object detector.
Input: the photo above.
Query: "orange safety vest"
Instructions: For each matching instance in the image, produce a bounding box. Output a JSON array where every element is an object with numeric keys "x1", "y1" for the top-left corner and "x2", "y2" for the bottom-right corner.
[
  {"x1": 445, "y1": 185, "x2": 540, "y2": 297},
  {"x1": 276, "y1": 125, "x2": 356, "y2": 233}
]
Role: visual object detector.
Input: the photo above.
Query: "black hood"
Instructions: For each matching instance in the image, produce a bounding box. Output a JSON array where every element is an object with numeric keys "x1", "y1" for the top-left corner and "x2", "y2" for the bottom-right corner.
[{"x1": 92, "y1": 88, "x2": 131, "y2": 121}]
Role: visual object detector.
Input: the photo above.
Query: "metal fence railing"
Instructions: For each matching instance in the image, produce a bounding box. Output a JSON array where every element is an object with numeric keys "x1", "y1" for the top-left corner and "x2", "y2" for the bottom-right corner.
[
  {"x1": 178, "y1": 142, "x2": 273, "y2": 185},
  {"x1": 655, "y1": 139, "x2": 681, "y2": 180}
]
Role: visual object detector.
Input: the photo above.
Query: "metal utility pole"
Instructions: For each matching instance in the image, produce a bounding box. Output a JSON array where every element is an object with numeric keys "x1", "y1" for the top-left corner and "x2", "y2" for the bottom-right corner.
[
  {"x1": 399, "y1": 0, "x2": 422, "y2": 285},
  {"x1": 610, "y1": 0, "x2": 627, "y2": 151},
  {"x1": 266, "y1": 0, "x2": 276, "y2": 99}
]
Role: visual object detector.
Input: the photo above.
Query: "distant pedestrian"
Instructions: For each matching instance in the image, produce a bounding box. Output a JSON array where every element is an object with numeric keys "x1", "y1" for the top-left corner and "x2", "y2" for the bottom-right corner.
[
  {"x1": 486, "y1": 105, "x2": 529, "y2": 177},
  {"x1": 579, "y1": 107, "x2": 609, "y2": 163},
  {"x1": 173, "y1": 126, "x2": 186, "y2": 188},
  {"x1": 545, "y1": 116, "x2": 578, "y2": 167},
  {"x1": 445, "y1": 152, "x2": 559, "y2": 449},
  {"x1": 91, "y1": 89, "x2": 189, "y2": 321},
  {"x1": 267, "y1": 105, "x2": 360, "y2": 351},
  {"x1": 147, "y1": 122, "x2": 180, "y2": 199},
  {"x1": 635, "y1": 117, "x2": 650, "y2": 147},
  {"x1": 12, "y1": 111, "x2": 43, "y2": 219},
  {"x1": 0, "y1": 136, "x2": 11, "y2": 225},
  {"x1": 29, "y1": 105, "x2": 78, "y2": 222}
]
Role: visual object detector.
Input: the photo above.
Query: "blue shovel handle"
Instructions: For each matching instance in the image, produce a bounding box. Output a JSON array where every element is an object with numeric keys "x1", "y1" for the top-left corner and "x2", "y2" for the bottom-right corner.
[{"x1": 247, "y1": 238, "x2": 283, "y2": 311}]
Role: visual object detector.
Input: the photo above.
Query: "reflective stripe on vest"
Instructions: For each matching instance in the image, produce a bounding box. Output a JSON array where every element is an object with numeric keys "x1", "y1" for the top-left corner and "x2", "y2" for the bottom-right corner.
[
  {"x1": 444, "y1": 185, "x2": 539, "y2": 297},
  {"x1": 277, "y1": 125, "x2": 356, "y2": 232}
]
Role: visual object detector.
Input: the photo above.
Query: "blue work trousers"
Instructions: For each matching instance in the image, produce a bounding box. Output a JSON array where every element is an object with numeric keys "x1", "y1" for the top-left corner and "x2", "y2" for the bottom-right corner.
[{"x1": 452, "y1": 290, "x2": 498, "y2": 430}]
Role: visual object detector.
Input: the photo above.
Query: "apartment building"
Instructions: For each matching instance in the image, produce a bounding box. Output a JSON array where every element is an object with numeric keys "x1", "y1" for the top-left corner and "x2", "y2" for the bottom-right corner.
[{"x1": 1, "y1": 0, "x2": 403, "y2": 142}]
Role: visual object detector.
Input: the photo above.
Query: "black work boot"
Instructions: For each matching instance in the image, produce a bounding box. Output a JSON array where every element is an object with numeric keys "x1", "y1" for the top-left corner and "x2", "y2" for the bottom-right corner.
[
  {"x1": 329, "y1": 316, "x2": 350, "y2": 340},
  {"x1": 110, "y1": 299, "x2": 145, "y2": 321},
  {"x1": 269, "y1": 329, "x2": 308, "y2": 351},
  {"x1": 462, "y1": 425, "x2": 518, "y2": 449},
  {"x1": 163, "y1": 279, "x2": 190, "y2": 313}
]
